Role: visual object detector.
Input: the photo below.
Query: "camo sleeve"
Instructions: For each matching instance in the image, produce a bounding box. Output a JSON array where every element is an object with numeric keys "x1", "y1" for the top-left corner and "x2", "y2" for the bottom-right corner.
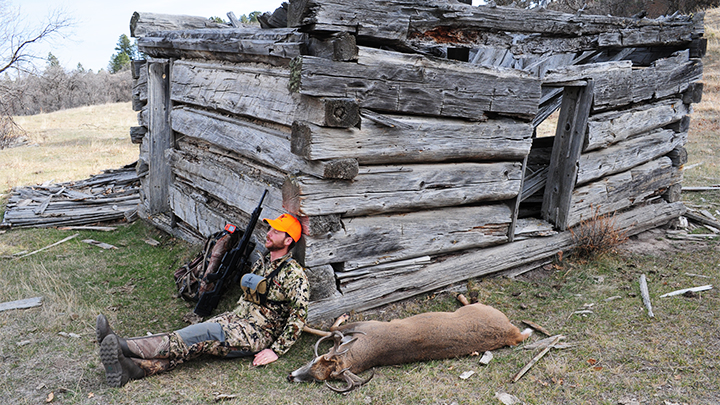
[{"x1": 270, "y1": 260, "x2": 309, "y2": 356}]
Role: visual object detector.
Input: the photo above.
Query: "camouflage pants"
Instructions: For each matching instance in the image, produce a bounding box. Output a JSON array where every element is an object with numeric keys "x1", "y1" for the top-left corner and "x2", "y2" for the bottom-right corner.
[{"x1": 162, "y1": 311, "x2": 274, "y2": 370}]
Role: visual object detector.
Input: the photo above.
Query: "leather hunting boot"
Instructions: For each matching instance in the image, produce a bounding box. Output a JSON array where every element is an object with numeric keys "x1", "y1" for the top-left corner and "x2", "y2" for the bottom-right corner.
[
  {"x1": 99, "y1": 334, "x2": 145, "y2": 387},
  {"x1": 131, "y1": 358, "x2": 172, "y2": 377},
  {"x1": 124, "y1": 334, "x2": 172, "y2": 359},
  {"x1": 95, "y1": 314, "x2": 115, "y2": 346}
]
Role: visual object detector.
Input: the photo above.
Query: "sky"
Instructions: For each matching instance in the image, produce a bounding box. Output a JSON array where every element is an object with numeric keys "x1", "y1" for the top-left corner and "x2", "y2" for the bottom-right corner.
[{"x1": 16, "y1": 0, "x2": 285, "y2": 72}]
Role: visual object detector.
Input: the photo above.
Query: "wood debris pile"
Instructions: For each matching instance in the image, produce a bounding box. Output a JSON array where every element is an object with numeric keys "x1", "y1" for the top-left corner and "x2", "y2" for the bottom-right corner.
[{"x1": 1, "y1": 163, "x2": 140, "y2": 229}]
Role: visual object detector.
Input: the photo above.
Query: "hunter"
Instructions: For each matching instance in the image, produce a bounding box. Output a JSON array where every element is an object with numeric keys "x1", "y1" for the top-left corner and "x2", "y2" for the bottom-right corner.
[{"x1": 96, "y1": 213, "x2": 309, "y2": 387}]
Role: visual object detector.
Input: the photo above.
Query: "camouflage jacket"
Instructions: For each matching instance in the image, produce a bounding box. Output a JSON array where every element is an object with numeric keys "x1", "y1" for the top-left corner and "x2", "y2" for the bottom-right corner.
[{"x1": 233, "y1": 252, "x2": 309, "y2": 356}]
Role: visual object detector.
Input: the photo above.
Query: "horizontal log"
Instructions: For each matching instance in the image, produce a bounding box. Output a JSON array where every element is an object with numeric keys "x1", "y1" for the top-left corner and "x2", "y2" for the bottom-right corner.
[
  {"x1": 130, "y1": 126, "x2": 147, "y2": 144},
  {"x1": 577, "y1": 129, "x2": 682, "y2": 186},
  {"x1": 585, "y1": 99, "x2": 688, "y2": 151},
  {"x1": 167, "y1": 149, "x2": 286, "y2": 223},
  {"x1": 303, "y1": 204, "x2": 512, "y2": 268},
  {"x1": 138, "y1": 28, "x2": 308, "y2": 66},
  {"x1": 542, "y1": 60, "x2": 631, "y2": 85},
  {"x1": 289, "y1": 0, "x2": 696, "y2": 50},
  {"x1": 291, "y1": 115, "x2": 532, "y2": 164},
  {"x1": 308, "y1": 200, "x2": 686, "y2": 322},
  {"x1": 171, "y1": 60, "x2": 359, "y2": 128},
  {"x1": 667, "y1": 146, "x2": 688, "y2": 167},
  {"x1": 130, "y1": 11, "x2": 228, "y2": 38},
  {"x1": 283, "y1": 162, "x2": 523, "y2": 217},
  {"x1": 290, "y1": 47, "x2": 541, "y2": 119},
  {"x1": 170, "y1": 107, "x2": 359, "y2": 180},
  {"x1": 169, "y1": 180, "x2": 269, "y2": 242},
  {"x1": 593, "y1": 51, "x2": 703, "y2": 110},
  {"x1": 567, "y1": 157, "x2": 674, "y2": 228}
]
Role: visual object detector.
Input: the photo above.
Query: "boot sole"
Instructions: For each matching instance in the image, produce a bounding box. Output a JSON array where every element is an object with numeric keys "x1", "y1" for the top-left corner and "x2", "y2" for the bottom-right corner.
[{"x1": 99, "y1": 335, "x2": 125, "y2": 387}]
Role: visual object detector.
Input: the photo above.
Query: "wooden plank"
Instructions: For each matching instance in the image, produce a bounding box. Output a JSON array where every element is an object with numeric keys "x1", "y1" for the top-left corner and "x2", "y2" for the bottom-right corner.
[
  {"x1": 130, "y1": 11, "x2": 228, "y2": 37},
  {"x1": 566, "y1": 157, "x2": 674, "y2": 228},
  {"x1": 541, "y1": 82, "x2": 594, "y2": 231},
  {"x1": 167, "y1": 148, "x2": 286, "y2": 221},
  {"x1": 307, "y1": 200, "x2": 685, "y2": 322},
  {"x1": 290, "y1": 47, "x2": 541, "y2": 119},
  {"x1": 302, "y1": 204, "x2": 512, "y2": 268},
  {"x1": 170, "y1": 107, "x2": 358, "y2": 180},
  {"x1": 585, "y1": 99, "x2": 688, "y2": 151},
  {"x1": 138, "y1": 28, "x2": 308, "y2": 66},
  {"x1": 288, "y1": 0, "x2": 696, "y2": 48},
  {"x1": 577, "y1": 128, "x2": 682, "y2": 186},
  {"x1": 0, "y1": 297, "x2": 43, "y2": 312},
  {"x1": 169, "y1": 181, "x2": 233, "y2": 238},
  {"x1": 291, "y1": 116, "x2": 532, "y2": 164},
  {"x1": 171, "y1": 60, "x2": 359, "y2": 128},
  {"x1": 508, "y1": 155, "x2": 528, "y2": 242},
  {"x1": 542, "y1": 61, "x2": 631, "y2": 85},
  {"x1": 283, "y1": 162, "x2": 523, "y2": 217},
  {"x1": 147, "y1": 60, "x2": 172, "y2": 215},
  {"x1": 593, "y1": 51, "x2": 703, "y2": 110}
]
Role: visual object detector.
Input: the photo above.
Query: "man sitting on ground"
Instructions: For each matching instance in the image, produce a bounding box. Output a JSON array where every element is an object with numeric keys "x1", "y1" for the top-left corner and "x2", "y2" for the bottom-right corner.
[{"x1": 96, "y1": 213, "x2": 309, "y2": 387}]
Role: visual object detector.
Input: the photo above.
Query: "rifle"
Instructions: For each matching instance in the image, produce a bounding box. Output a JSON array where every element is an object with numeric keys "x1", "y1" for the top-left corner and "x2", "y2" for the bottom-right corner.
[{"x1": 194, "y1": 190, "x2": 268, "y2": 317}]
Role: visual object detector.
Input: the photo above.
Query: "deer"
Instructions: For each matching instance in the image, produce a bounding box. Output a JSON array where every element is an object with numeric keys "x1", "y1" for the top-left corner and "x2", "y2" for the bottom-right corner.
[{"x1": 290, "y1": 295, "x2": 532, "y2": 393}]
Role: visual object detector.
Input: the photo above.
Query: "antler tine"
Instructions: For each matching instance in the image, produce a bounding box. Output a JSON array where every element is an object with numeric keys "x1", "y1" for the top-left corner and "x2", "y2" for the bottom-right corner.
[
  {"x1": 350, "y1": 368, "x2": 374, "y2": 387},
  {"x1": 324, "y1": 369, "x2": 374, "y2": 394},
  {"x1": 314, "y1": 330, "x2": 345, "y2": 358},
  {"x1": 336, "y1": 336, "x2": 359, "y2": 355},
  {"x1": 324, "y1": 370, "x2": 356, "y2": 394}
]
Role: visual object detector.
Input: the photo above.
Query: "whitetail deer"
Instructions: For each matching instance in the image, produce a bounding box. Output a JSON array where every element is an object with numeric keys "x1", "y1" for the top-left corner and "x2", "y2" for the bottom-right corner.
[{"x1": 290, "y1": 296, "x2": 532, "y2": 392}]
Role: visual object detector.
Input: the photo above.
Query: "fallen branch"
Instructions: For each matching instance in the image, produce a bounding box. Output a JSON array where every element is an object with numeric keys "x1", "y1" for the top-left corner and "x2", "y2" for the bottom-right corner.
[
  {"x1": 522, "y1": 320, "x2": 550, "y2": 336},
  {"x1": 15, "y1": 234, "x2": 80, "y2": 259},
  {"x1": 660, "y1": 285, "x2": 713, "y2": 297},
  {"x1": 81, "y1": 239, "x2": 118, "y2": 250},
  {"x1": 682, "y1": 186, "x2": 720, "y2": 191},
  {"x1": 521, "y1": 334, "x2": 571, "y2": 350},
  {"x1": 639, "y1": 274, "x2": 654, "y2": 318},
  {"x1": 683, "y1": 211, "x2": 720, "y2": 230},
  {"x1": 512, "y1": 335, "x2": 561, "y2": 382}
]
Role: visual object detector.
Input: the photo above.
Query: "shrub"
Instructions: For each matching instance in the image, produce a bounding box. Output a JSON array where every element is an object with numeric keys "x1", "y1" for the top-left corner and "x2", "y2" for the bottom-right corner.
[{"x1": 570, "y1": 207, "x2": 628, "y2": 259}]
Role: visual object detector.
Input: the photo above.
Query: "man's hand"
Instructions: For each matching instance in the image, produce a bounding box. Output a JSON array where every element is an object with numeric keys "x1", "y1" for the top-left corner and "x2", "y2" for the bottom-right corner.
[{"x1": 253, "y1": 348, "x2": 278, "y2": 366}]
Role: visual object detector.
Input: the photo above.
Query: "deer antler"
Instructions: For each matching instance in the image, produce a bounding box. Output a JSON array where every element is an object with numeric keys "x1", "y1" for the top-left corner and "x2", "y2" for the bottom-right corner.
[
  {"x1": 324, "y1": 368, "x2": 375, "y2": 393},
  {"x1": 314, "y1": 330, "x2": 345, "y2": 358}
]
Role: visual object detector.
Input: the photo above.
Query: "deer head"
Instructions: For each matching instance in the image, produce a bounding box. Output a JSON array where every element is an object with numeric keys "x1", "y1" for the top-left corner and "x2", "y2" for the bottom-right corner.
[{"x1": 288, "y1": 330, "x2": 373, "y2": 393}]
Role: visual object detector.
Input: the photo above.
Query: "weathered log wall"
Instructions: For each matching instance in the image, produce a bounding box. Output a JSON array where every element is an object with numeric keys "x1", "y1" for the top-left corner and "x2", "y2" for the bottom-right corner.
[{"x1": 129, "y1": 1, "x2": 704, "y2": 322}]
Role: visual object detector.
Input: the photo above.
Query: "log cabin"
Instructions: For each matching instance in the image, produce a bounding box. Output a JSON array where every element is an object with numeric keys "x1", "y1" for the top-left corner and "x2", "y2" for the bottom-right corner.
[{"x1": 128, "y1": 0, "x2": 704, "y2": 323}]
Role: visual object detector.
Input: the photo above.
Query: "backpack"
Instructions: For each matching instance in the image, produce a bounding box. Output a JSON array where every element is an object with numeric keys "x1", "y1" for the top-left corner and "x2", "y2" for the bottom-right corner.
[{"x1": 174, "y1": 228, "x2": 240, "y2": 302}]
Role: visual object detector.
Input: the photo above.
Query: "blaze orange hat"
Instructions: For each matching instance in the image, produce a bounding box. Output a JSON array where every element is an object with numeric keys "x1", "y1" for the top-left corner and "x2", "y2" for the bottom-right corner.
[{"x1": 263, "y1": 213, "x2": 302, "y2": 242}]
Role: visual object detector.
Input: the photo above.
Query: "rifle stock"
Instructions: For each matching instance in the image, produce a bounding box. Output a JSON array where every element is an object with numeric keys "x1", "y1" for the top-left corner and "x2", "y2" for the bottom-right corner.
[{"x1": 194, "y1": 190, "x2": 269, "y2": 317}]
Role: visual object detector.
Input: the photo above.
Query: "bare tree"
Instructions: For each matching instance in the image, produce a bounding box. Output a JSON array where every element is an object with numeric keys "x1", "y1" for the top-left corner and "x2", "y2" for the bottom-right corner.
[{"x1": 0, "y1": 0, "x2": 73, "y2": 148}]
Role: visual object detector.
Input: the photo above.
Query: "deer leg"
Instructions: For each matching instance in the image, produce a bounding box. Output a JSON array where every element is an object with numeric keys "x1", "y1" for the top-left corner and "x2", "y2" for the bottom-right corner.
[
  {"x1": 330, "y1": 313, "x2": 350, "y2": 330},
  {"x1": 302, "y1": 325, "x2": 331, "y2": 337},
  {"x1": 456, "y1": 294, "x2": 471, "y2": 306},
  {"x1": 302, "y1": 312, "x2": 352, "y2": 337}
]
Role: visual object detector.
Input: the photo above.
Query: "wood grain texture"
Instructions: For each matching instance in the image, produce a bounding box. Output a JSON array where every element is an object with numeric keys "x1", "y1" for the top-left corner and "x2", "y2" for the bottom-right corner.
[{"x1": 283, "y1": 162, "x2": 523, "y2": 217}]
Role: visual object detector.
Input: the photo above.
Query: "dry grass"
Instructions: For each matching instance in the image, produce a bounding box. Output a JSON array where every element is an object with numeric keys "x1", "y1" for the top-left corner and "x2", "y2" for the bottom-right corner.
[
  {"x1": 0, "y1": 102, "x2": 139, "y2": 195},
  {"x1": 570, "y1": 208, "x2": 628, "y2": 260}
]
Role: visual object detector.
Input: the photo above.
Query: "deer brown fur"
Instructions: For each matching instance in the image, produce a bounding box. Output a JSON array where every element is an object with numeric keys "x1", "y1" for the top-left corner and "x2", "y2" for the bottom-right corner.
[{"x1": 289, "y1": 301, "x2": 531, "y2": 392}]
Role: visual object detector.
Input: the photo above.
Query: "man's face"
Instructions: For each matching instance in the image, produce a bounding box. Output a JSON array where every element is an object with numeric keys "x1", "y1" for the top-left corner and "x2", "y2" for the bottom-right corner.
[{"x1": 265, "y1": 227, "x2": 290, "y2": 251}]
